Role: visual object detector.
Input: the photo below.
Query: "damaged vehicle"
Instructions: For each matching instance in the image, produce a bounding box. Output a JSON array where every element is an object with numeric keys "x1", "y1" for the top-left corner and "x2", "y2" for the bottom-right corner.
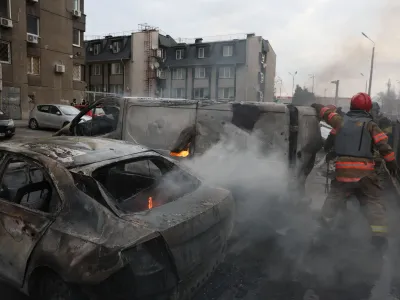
[{"x1": 0, "y1": 137, "x2": 235, "y2": 300}]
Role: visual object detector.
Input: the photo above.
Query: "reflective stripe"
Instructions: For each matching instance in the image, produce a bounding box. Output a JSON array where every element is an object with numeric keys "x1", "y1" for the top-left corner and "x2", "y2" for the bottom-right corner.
[
  {"x1": 373, "y1": 132, "x2": 388, "y2": 144},
  {"x1": 330, "y1": 128, "x2": 336, "y2": 135},
  {"x1": 319, "y1": 107, "x2": 330, "y2": 118},
  {"x1": 327, "y1": 112, "x2": 338, "y2": 122},
  {"x1": 371, "y1": 225, "x2": 387, "y2": 233},
  {"x1": 384, "y1": 152, "x2": 395, "y2": 162},
  {"x1": 335, "y1": 161, "x2": 375, "y2": 170},
  {"x1": 336, "y1": 177, "x2": 361, "y2": 182}
]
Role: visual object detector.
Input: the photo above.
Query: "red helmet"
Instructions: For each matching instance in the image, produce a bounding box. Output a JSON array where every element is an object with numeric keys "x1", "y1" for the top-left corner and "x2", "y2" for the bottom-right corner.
[{"x1": 350, "y1": 92, "x2": 372, "y2": 111}]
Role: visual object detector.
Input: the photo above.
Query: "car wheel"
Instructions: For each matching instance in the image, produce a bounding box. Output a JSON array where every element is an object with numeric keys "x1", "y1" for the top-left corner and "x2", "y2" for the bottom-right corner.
[
  {"x1": 62, "y1": 121, "x2": 70, "y2": 129},
  {"x1": 29, "y1": 118, "x2": 39, "y2": 130},
  {"x1": 30, "y1": 271, "x2": 88, "y2": 300}
]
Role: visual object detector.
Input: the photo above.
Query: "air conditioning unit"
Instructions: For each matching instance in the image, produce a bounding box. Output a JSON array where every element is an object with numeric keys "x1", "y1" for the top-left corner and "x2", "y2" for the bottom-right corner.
[
  {"x1": 72, "y1": 10, "x2": 81, "y2": 18},
  {"x1": 156, "y1": 69, "x2": 165, "y2": 79},
  {"x1": 260, "y1": 54, "x2": 266, "y2": 64},
  {"x1": 55, "y1": 64, "x2": 65, "y2": 73},
  {"x1": 156, "y1": 49, "x2": 162, "y2": 58},
  {"x1": 0, "y1": 18, "x2": 12, "y2": 28},
  {"x1": 259, "y1": 72, "x2": 264, "y2": 83},
  {"x1": 27, "y1": 33, "x2": 39, "y2": 44}
]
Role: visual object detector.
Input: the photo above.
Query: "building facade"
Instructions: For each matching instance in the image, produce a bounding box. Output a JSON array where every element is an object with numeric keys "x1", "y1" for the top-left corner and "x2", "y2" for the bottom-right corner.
[
  {"x1": 85, "y1": 28, "x2": 276, "y2": 102},
  {"x1": 0, "y1": 0, "x2": 86, "y2": 119}
]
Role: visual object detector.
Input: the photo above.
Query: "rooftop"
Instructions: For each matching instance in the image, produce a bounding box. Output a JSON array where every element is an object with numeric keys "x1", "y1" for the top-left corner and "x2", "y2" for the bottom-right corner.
[{"x1": 0, "y1": 137, "x2": 149, "y2": 168}]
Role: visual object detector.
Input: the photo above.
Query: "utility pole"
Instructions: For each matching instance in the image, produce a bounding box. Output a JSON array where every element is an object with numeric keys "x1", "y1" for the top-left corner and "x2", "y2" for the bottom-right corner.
[
  {"x1": 331, "y1": 80, "x2": 339, "y2": 107},
  {"x1": 309, "y1": 74, "x2": 315, "y2": 93},
  {"x1": 362, "y1": 32, "x2": 375, "y2": 95},
  {"x1": 289, "y1": 71, "x2": 297, "y2": 97}
]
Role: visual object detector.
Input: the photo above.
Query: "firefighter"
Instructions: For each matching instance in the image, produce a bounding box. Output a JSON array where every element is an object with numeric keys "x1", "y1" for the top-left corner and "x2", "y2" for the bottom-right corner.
[{"x1": 311, "y1": 92, "x2": 398, "y2": 252}]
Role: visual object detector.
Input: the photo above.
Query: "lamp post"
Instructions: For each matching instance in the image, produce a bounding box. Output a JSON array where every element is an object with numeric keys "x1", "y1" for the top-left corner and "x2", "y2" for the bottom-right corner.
[
  {"x1": 362, "y1": 32, "x2": 375, "y2": 96},
  {"x1": 309, "y1": 74, "x2": 315, "y2": 93},
  {"x1": 331, "y1": 80, "x2": 339, "y2": 106},
  {"x1": 289, "y1": 71, "x2": 297, "y2": 97},
  {"x1": 360, "y1": 73, "x2": 367, "y2": 93}
]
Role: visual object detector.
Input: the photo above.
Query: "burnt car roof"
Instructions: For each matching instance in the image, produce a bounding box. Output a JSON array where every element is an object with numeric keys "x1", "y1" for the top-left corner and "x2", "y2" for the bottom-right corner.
[{"x1": 0, "y1": 136, "x2": 150, "y2": 168}]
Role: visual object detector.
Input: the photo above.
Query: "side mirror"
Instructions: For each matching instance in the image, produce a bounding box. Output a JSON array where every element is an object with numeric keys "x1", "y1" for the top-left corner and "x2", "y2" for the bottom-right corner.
[{"x1": 56, "y1": 111, "x2": 61, "y2": 116}]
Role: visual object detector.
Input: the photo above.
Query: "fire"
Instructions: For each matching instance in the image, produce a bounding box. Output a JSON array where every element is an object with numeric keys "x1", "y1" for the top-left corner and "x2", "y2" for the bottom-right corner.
[
  {"x1": 170, "y1": 149, "x2": 189, "y2": 157},
  {"x1": 148, "y1": 196, "x2": 153, "y2": 210}
]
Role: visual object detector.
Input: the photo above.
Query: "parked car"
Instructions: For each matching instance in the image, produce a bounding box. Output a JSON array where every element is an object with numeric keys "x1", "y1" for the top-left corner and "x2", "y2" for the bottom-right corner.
[
  {"x1": 74, "y1": 104, "x2": 105, "y2": 117},
  {"x1": 29, "y1": 104, "x2": 91, "y2": 130},
  {"x1": 0, "y1": 109, "x2": 15, "y2": 138},
  {"x1": 0, "y1": 136, "x2": 235, "y2": 300}
]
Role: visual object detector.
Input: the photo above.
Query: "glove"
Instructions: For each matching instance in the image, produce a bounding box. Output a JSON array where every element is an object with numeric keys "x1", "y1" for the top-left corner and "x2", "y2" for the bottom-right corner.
[{"x1": 386, "y1": 160, "x2": 398, "y2": 176}]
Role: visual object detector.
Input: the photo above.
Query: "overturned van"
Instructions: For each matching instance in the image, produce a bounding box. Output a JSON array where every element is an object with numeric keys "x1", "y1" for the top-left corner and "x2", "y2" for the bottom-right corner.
[{"x1": 55, "y1": 96, "x2": 323, "y2": 191}]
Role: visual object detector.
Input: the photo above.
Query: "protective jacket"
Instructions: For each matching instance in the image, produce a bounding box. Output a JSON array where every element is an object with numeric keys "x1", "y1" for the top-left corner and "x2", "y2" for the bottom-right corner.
[{"x1": 315, "y1": 105, "x2": 395, "y2": 183}]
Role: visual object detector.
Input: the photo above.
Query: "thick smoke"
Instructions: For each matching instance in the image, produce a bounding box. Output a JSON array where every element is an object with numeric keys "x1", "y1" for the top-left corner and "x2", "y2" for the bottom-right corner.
[
  {"x1": 177, "y1": 123, "x2": 400, "y2": 297},
  {"x1": 315, "y1": 0, "x2": 400, "y2": 97}
]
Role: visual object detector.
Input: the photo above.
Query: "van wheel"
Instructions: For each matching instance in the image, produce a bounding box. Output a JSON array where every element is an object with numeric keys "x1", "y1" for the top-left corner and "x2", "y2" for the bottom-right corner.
[
  {"x1": 62, "y1": 121, "x2": 70, "y2": 129},
  {"x1": 29, "y1": 118, "x2": 39, "y2": 130},
  {"x1": 30, "y1": 271, "x2": 88, "y2": 300}
]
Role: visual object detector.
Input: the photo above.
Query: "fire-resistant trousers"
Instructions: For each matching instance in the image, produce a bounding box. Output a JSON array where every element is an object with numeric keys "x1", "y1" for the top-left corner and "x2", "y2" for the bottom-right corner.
[{"x1": 321, "y1": 175, "x2": 387, "y2": 237}]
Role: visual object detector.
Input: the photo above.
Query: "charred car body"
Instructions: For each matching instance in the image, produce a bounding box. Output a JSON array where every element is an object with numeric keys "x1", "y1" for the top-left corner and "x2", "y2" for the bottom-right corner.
[{"x1": 0, "y1": 137, "x2": 234, "y2": 300}]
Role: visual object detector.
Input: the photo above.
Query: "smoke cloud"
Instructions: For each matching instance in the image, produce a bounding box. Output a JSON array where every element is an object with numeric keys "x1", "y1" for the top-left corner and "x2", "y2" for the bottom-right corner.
[{"x1": 180, "y1": 124, "x2": 400, "y2": 298}]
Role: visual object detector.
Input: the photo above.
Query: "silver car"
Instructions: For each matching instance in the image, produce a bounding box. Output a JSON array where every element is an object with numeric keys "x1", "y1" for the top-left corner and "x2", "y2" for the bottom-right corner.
[{"x1": 29, "y1": 104, "x2": 91, "y2": 130}]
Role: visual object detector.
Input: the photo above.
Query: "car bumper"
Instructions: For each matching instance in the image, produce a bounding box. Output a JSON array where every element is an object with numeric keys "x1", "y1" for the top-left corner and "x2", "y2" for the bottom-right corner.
[{"x1": 0, "y1": 125, "x2": 15, "y2": 137}]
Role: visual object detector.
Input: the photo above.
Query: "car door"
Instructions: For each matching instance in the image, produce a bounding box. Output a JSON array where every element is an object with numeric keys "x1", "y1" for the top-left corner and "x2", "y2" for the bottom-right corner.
[
  {"x1": 36, "y1": 105, "x2": 51, "y2": 127},
  {"x1": 47, "y1": 106, "x2": 63, "y2": 129},
  {"x1": 0, "y1": 154, "x2": 59, "y2": 287}
]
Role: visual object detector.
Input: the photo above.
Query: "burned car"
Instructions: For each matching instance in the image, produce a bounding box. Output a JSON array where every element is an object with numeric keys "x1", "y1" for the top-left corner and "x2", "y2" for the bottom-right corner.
[{"x1": 0, "y1": 137, "x2": 234, "y2": 300}]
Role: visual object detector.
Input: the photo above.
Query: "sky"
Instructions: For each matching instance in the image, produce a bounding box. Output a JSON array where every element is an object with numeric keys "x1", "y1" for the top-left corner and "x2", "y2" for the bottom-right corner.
[{"x1": 85, "y1": 0, "x2": 400, "y2": 98}]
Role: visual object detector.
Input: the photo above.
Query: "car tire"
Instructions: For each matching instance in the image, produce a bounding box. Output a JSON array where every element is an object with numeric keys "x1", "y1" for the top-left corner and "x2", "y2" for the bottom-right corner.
[
  {"x1": 62, "y1": 121, "x2": 70, "y2": 129},
  {"x1": 30, "y1": 271, "x2": 88, "y2": 300},
  {"x1": 29, "y1": 118, "x2": 39, "y2": 130}
]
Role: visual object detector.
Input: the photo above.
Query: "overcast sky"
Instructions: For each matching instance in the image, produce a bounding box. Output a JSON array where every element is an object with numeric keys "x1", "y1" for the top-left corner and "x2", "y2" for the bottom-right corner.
[{"x1": 85, "y1": 0, "x2": 400, "y2": 98}]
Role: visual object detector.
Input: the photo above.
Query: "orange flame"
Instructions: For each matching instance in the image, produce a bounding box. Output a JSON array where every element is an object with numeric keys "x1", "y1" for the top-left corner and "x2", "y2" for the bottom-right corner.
[
  {"x1": 148, "y1": 197, "x2": 153, "y2": 209},
  {"x1": 170, "y1": 149, "x2": 189, "y2": 157}
]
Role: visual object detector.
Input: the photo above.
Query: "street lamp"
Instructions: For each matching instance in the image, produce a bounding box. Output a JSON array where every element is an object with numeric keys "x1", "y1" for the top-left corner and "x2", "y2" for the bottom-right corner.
[
  {"x1": 362, "y1": 32, "x2": 375, "y2": 95},
  {"x1": 289, "y1": 71, "x2": 297, "y2": 97},
  {"x1": 360, "y1": 73, "x2": 367, "y2": 93},
  {"x1": 309, "y1": 74, "x2": 315, "y2": 93},
  {"x1": 331, "y1": 80, "x2": 340, "y2": 106}
]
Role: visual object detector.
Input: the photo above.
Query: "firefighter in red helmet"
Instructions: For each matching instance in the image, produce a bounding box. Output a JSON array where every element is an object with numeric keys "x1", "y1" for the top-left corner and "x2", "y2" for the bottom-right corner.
[{"x1": 312, "y1": 92, "x2": 398, "y2": 253}]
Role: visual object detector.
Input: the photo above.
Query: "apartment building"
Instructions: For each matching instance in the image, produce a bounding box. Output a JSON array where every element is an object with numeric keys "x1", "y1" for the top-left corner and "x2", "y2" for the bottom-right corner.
[
  {"x1": 85, "y1": 24, "x2": 176, "y2": 98},
  {"x1": 162, "y1": 34, "x2": 276, "y2": 102},
  {"x1": 0, "y1": 0, "x2": 86, "y2": 119},
  {"x1": 84, "y1": 27, "x2": 276, "y2": 102}
]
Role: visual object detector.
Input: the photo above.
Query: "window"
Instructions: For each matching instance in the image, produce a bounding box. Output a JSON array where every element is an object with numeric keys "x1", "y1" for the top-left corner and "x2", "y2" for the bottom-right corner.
[
  {"x1": 172, "y1": 68, "x2": 184, "y2": 80},
  {"x1": 27, "y1": 56, "x2": 40, "y2": 75},
  {"x1": 0, "y1": 158, "x2": 60, "y2": 213},
  {"x1": 73, "y1": 29, "x2": 81, "y2": 47},
  {"x1": 111, "y1": 41, "x2": 121, "y2": 53},
  {"x1": 111, "y1": 63, "x2": 123, "y2": 75},
  {"x1": 91, "y1": 157, "x2": 199, "y2": 213},
  {"x1": 73, "y1": 0, "x2": 81, "y2": 11},
  {"x1": 222, "y1": 45, "x2": 233, "y2": 57},
  {"x1": 91, "y1": 64, "x2": 101, "y2": 76},
  {"x1": 171, "y1": 88, "x2": 185, "y2": 98},
  {"x1": 73, "y1": 64, "x2": 82, "y2": 81},
  {"x1": 37, "y1": 105, "x2": 50, "y2": 113},
  {"x1": 194, "y1": 67, "x2": 206, "y2": 79},
  {"x1": 93, "y1": 43, "x2": 101, "y2": 55},
  {"x1": 27, "y1": 15, "x2": 39, "y2": 36},
  {"x1": 90, "y1": 85, "x2": 103, "y2": 92},
  {"x1": 49, "y1": 106, "x2": 61, "y2": 115},
  {"x1": 218, "y1": 87, "x2": 235, "y2": 100},
  {"x1": 0, "y1": 41, "x2": 11, "y2": 64},
  {"x1": 198, "y1": 47, "x2": 205, "y2": 58},
  {"x1": 176, "y1": 49, "x2": 183, "y2": 60},
  {"x1": 0, "y1": 0, "x2": 10, "y2": 18},
  {"x1": 110, "y1": 84, "x2": 123, "y2": 95},
  {"x1": 194, "y1": 88, "x2": 209, "y2": 100},
  {"x1": 219, "y1": 66, "x2": 234, "y2": 78}
]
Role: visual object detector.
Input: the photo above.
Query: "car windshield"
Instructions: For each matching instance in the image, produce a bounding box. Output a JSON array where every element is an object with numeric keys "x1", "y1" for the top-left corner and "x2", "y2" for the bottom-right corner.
[
  {"x1": 91, "y1": 156, "x2": 200, "y2": 213},
  {"x1": 59, "y1": 106, "x2": 81, "y2": 115}
]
